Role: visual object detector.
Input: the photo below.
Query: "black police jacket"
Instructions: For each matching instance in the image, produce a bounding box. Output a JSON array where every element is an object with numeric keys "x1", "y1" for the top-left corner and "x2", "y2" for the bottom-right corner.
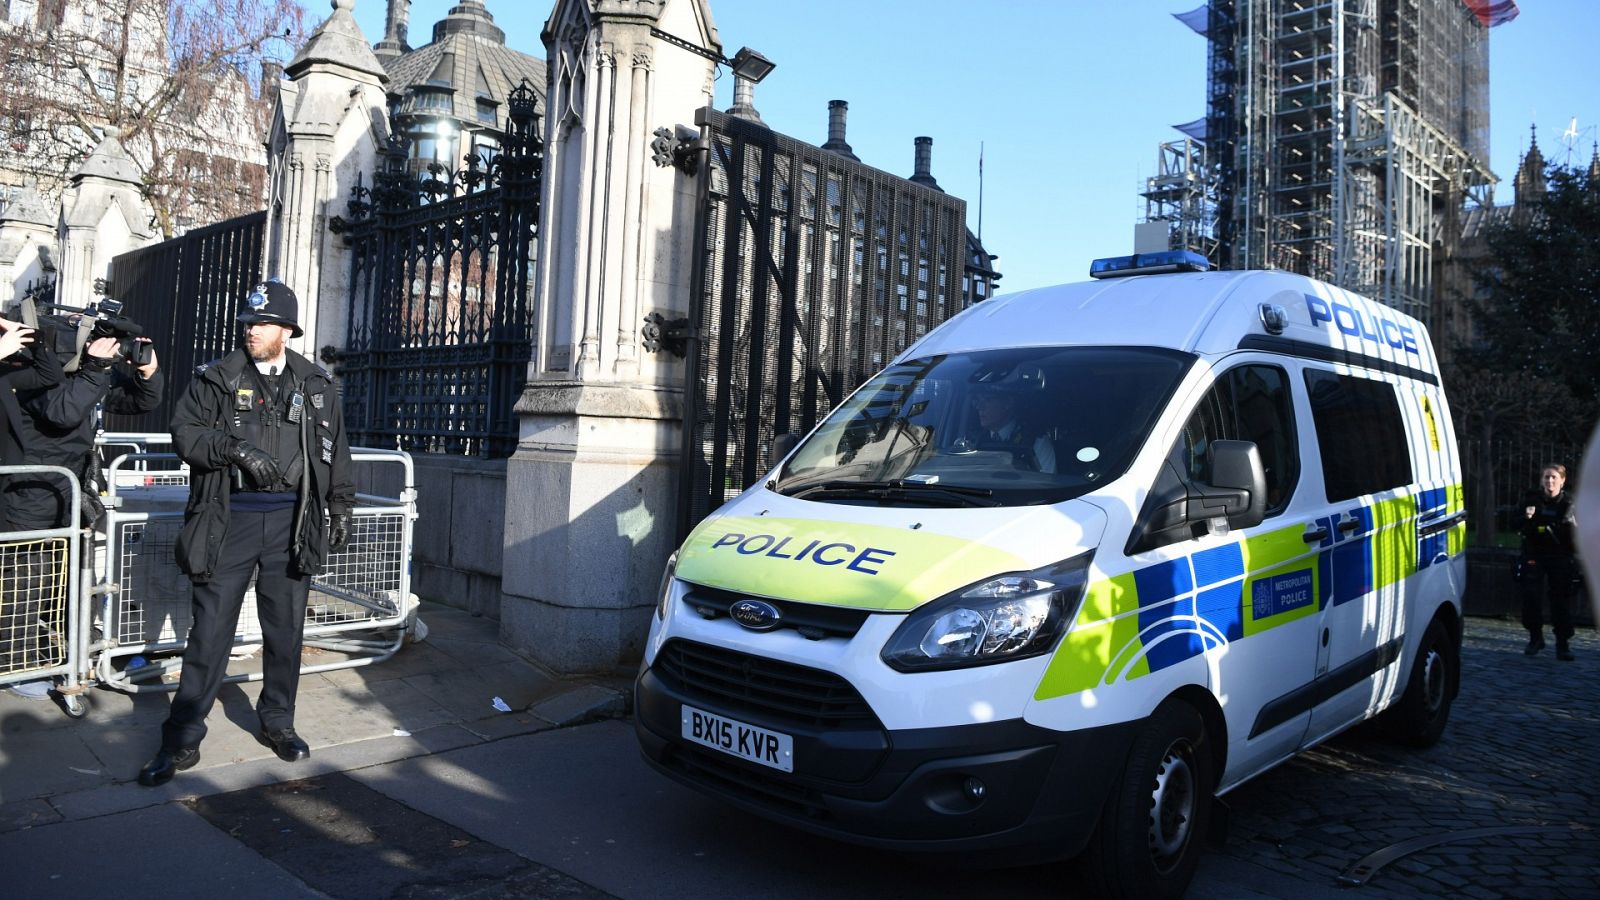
[
  {"x1": 1519, "y1": 489, "x2": 1574, "y2": 560},
  {"x1": 170, "y1": 348, "x2": 354, "y2": 581}
]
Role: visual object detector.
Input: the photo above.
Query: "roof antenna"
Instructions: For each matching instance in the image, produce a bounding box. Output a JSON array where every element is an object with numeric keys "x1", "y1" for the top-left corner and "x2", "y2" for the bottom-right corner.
[{"x1": 977, "y1": 141, "x2": 985, "y2": 244}]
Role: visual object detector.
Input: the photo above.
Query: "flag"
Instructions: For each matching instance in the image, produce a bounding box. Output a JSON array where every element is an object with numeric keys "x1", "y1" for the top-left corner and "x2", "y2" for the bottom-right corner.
[{"x1": 1461, "y1": 0, "x2": 1520, "y2": 27}]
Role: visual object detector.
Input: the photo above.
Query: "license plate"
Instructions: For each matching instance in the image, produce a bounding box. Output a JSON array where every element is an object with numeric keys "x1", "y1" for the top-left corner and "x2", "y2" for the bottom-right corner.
[{"x1": 681, "y1": 704, "x2": 794, "y2": 773}]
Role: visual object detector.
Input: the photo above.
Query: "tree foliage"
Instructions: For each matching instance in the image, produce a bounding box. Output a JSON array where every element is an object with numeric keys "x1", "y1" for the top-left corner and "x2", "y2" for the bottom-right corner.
[
  {"x1": 1458, "y1": 165, "x2": 1600, "y2": 446},
  {"x1": 0, "y1": 0, "x2": 308, "y2": 236}
]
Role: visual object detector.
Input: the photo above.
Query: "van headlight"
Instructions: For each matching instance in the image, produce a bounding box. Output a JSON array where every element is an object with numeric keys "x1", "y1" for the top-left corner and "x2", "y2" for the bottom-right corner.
[
  {"x1": 655, "y1": 552, "x2": 679, "y2": 621},
  {"x1": 881, "y1": 553, "x2": 1092, "y2": 672}
]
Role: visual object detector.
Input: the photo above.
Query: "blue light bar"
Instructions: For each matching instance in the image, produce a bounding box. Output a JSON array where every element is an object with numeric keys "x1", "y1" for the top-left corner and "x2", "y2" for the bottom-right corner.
[{"x1": 1089, "y1": 249, "x2": 1211, "y2": 279}]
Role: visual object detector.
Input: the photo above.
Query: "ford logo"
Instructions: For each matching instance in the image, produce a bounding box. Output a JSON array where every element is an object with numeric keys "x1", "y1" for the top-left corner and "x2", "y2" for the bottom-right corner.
[{"x1": 729, "y1": 599, "x2": 782, "y2": 631}]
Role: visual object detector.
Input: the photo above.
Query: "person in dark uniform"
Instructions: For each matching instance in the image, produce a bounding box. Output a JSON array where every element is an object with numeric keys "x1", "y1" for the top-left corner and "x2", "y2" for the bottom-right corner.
[
  {"x1": 139, "y1": 280, "x2": 354, "y2": 786},
  {"x1": 1519, "y1": 463, "x2": 1578, "y2": 661},
  {"x1": 961, "y1": 383, "x2": 1056, "y2": 474}
]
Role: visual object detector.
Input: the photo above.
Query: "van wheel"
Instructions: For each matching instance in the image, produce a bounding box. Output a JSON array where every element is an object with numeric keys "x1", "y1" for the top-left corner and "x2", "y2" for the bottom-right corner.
[
  {"x1": 1078, "y1": 699, "x2": 1212, "y2": 900},
  {"x1": 1384, "y1": 619, "x2": 1455, "y2": 748}
]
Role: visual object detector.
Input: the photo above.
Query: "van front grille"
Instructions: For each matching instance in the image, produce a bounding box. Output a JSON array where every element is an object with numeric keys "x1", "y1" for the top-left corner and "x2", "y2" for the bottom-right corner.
[{"x1": 654, "y1": 639, "x2": 879, "y2": 730}]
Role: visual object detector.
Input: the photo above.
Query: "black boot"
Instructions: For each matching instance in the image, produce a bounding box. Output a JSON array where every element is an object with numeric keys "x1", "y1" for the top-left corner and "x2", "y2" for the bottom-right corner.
[
  {"x1": 138, "y1": 746, "x2": 201, "y2": 787},
  {"x1": 1524, "y1": 633, "x2": 1545, "y2": 656},
  {"x1": 1556, "y1": 640, "x2": 1574, "y2": 661},
  {"x1": 263, "y1": 727, "x2": 310, "y2": 762}
]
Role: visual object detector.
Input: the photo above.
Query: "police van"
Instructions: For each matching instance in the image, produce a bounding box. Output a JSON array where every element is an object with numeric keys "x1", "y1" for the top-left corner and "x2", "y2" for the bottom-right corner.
[{"x1": 635, "y1": 252, "x2": 1466, "y2": 899}]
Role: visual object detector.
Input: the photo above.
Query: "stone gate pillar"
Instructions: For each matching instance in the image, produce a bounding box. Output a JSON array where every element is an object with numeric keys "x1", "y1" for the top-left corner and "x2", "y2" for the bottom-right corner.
[
  {"x1": 56, "y1": 137, "x2": 155, "y2": 309},
  {"x1": 263, "y1": 0, "x2": 389, "y2": 355},
  {"x1": 501, "y1": 0, "x2": 720, "y2": 673}
]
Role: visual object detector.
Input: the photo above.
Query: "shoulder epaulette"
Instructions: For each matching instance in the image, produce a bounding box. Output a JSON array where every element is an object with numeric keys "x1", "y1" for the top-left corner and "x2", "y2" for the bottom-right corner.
[{"x1": 194, "y1": 358, "x2": 223, "y2": 376}]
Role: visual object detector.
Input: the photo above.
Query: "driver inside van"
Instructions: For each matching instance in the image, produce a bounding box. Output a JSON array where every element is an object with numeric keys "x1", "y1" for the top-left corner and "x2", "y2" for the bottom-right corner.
[{"x1": 963, "y1": 384, "x2": 1057, "y2": 474}]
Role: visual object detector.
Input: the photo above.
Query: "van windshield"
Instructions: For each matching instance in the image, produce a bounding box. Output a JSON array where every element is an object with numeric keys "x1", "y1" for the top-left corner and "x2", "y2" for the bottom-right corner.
[{"x1": 774, "y1": 346, "x2": 1194, "y2": 507}]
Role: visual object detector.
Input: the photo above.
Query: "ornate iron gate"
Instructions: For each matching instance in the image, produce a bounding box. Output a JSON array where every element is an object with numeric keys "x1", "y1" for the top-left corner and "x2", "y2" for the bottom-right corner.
[
  {"x1": 105, "y1": 211, "x2": 267, "y2": 433},
  {"x1": 334, "y1": 83, "x2": 543, "y2": 458},
  {"x1": 677, "y1": 109, "x2": 975, "y2": 538}
]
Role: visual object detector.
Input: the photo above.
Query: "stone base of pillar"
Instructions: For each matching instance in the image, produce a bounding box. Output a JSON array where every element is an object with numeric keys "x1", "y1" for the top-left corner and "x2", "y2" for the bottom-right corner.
[
  {"x1": 501, "y1": 595, "x2": 655, "y2": 676},
  {"x1": 499, "y1": 382, "x2": 682, "y2": 674}
]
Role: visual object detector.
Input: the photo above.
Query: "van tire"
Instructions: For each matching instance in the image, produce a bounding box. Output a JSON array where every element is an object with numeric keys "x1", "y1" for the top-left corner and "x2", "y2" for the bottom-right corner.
[
  {"x1": 1383, "y1": 618, "x2": 1456, "y2": 748},
  {"x1": 1078, "y1": 699, "x2": 1212, "y2": 900}
]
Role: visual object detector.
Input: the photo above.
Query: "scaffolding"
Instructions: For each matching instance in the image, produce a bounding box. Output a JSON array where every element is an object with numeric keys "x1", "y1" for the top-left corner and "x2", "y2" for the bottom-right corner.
[
  {"x1": 1140, "y1": 137, "x2": 1218, "y2": 259},
  {"x1": 1153, "y1": 0, "x2": 1503, "y2": 330}
]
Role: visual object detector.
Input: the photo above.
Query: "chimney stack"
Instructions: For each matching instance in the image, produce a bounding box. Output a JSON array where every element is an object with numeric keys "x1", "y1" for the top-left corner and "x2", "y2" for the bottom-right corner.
[
  {"x1": 910, "y1": 136, "x2": 941, "y2": 191},
  {"x1": 727, "y1": 73, "x2": 765, "y2": 125},
  {"x1": 821, "y1": 100, "x2": 858, "y2": 160},
  {"x1": 374, "y1": 0, "x2": 412, "y2": 61}
]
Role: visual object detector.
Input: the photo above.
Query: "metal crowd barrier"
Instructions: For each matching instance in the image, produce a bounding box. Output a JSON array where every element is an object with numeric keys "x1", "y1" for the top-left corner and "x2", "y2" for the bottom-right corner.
[
  {"x1": 91, "y1": 442, "x2": 418, "y2": 696},
  {"x1": 96, "y1": 432, "x2": 183, "y2": 488},
  {"x1": 0, "y1": 464, "x2": 89, "y2": 716}
]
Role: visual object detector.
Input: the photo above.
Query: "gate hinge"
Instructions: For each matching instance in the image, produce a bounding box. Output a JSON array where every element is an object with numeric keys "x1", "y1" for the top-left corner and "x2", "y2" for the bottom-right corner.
[
  {"x1": 652, "y1": 124, "x2": 707, "y2": 176},
  {"x1": 641, "y1": 312, "x2": 691, "y2": 358}
]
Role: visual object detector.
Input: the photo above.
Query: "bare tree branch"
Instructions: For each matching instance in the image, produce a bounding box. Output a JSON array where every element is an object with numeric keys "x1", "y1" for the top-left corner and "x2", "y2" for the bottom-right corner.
[{"x1": 0, "y1": 0, "x2": 308, "y2": 237}]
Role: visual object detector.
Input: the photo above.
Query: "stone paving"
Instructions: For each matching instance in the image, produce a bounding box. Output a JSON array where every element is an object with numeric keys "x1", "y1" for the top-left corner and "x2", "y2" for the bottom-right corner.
[{"x1": 1217, "y1": 616, "x2": 1600, "y2": 898}]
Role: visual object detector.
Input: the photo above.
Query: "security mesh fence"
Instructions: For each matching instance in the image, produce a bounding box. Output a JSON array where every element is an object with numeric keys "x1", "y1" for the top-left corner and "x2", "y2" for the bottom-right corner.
[
  {"x1": 678, "y1": 109, "x2": 974, "y2": 537},
  {"x1": 0, "y1": 537, "x2": 71, "y2": 675}
]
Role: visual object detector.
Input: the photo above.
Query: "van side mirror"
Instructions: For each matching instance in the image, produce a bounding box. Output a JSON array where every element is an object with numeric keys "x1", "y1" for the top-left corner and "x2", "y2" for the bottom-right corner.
[
  {"x1": 772, "y1": 432, "x2": 801, "y2": 461},
  {"x1": 1186, "y1": 439, "x2": 1267, "y2": 530}
]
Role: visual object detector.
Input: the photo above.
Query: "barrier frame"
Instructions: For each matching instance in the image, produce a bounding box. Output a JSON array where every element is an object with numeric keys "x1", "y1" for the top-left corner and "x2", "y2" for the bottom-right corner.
[
  {"x1": 90, "y1": 441, "x2": 418, "y2": 695},
  {"x1": 0, "y1": 464, "x2": 89, "y2": 716}
]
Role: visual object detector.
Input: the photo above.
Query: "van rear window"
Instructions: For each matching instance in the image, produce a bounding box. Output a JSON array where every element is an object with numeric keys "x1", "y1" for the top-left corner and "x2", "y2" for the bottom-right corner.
[{"x1": 1303, "y1": 369, "x2": 1413, "y2": 502}]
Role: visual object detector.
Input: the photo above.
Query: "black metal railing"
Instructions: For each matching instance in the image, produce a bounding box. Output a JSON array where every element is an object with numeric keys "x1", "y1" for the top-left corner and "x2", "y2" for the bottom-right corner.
[
  {"x1": 1460, "y1": 437, "x2": 1585, "y2": 546},
  {"x1": 105, "y1": 211, "x2": 267, "y2": 433},
  {"x1": 333, "y1": 81, "x2": 543, "y2": 458},
  {"x1": 677, "y1": 109, "x2": 976, "y2": 538}
]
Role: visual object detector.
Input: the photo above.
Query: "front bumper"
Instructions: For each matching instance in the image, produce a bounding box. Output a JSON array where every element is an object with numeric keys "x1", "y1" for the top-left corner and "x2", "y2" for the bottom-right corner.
[{"x1": 634, "y1": 661, "x2": 1137, "y2": 859}]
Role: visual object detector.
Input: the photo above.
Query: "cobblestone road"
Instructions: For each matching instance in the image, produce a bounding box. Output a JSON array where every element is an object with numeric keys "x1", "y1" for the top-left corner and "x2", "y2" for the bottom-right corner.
[{"x1": 1217, "y1": 616, "x2": 1599, "y2": 898}]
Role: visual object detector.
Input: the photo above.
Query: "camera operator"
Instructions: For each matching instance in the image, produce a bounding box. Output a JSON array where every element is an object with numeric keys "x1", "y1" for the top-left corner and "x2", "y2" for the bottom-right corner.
[
  {"x1": 3, "y1": 304, "x2": 162, "y2": 532},
  {"x1": 2, "y1": 314, "x2": 62, "y2": 478},
  {"x1": 2, "y1": 316, "x2": 61, "y2": 469},
  {"x1": 1, "y1": 314, "x2": 62, "y2": 696}
]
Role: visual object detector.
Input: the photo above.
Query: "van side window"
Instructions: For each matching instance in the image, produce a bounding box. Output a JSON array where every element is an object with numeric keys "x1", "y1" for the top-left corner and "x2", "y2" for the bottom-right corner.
[
  {"x1": 1303, "y1": 369, "x2": 1413, "y2": 502},
  {"x1": 1131, "y1": 364, "x2": 1302, "y2": 555},
  {"x1": 1178, "y1": 365, "x2": 1300, "y2": 515}
]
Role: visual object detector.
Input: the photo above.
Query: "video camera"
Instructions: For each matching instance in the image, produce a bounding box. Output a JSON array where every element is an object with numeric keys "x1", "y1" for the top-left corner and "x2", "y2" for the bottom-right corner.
[{"x1": 41, "y1": 298, "x2": 154, "y2": 368}]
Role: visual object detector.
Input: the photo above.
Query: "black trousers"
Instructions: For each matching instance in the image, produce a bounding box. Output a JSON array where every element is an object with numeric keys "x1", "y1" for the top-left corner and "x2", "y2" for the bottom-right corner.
[
  {"x1": 161, "y1": 505, "x2": 308, "y2": 751},
  {"x1": 1520, "y1": 554, "x2": 1576, "y2": 643}
]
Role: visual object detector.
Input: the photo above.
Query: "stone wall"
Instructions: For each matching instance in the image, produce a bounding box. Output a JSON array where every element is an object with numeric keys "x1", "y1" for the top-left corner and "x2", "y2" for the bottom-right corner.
[{"x1": 361, "y1": 452, "x2": 507, "y2": 619}]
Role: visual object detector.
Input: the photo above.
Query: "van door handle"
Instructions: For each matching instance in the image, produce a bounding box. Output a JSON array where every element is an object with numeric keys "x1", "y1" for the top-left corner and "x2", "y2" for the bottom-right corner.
[
  {"x1": 1302, "y1": 526, "x2": 1329, "y2": 543},
  {"x1": 1338, "y1": 519, "x2": 1361, "y2": 534}
]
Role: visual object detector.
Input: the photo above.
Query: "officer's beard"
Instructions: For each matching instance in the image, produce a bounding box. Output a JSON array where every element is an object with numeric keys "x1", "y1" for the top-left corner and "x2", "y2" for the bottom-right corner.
[{"x1": 246, "y1": 328, "x2": 287, "y2": 363}]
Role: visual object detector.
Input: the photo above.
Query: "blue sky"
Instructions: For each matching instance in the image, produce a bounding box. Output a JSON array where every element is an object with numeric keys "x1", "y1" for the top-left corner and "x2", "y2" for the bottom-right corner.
[{"x1": 354, "y1": 0, "x2": 1599, "y2": 293}]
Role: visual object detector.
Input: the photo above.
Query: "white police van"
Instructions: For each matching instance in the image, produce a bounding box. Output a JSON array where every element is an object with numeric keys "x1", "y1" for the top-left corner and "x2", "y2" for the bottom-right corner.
[{"x1": 635, "y1": 251, "x2": 1466, "y2": 899}]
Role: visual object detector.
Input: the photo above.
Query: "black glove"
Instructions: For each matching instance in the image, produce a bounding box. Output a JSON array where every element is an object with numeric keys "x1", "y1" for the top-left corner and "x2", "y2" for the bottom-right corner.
[
  {"x1": 229, "y1": 441, "x2": 281, "y2": 489},
  {"x1": 329, "y1": 513, "x2": 351, "y2": 553}
]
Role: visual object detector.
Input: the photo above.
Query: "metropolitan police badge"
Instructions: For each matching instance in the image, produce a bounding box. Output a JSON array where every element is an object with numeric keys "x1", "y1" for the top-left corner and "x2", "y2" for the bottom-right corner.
[{"x1": 247, "y1": 284, "x2": 270, "y2": 310}]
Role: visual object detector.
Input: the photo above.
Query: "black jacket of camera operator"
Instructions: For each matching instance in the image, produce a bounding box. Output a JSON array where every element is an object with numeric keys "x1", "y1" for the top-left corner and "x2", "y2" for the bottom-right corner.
[
  {"x1": 2, "y1": 316, "x2": 163, "y2": 531},
  {"x1": 1, "y1": 339, "x2": 63, "y2": 468}
]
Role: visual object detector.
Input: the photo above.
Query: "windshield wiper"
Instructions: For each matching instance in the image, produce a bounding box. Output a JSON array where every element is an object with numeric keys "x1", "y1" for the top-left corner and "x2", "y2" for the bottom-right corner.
[{"x1": 778, "y1": 479, "x2": 998, "y2": 507}]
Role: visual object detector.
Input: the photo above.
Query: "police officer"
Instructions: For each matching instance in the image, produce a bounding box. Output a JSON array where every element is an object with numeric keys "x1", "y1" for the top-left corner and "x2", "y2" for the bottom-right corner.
[
  {"x1": 139, "y1": 279, "x2": 354, "y2": 786},
  {"x1": 1519, "y1": 463, "x2": 1578, "y2": 661},
  {"x1": 964, "y1": 384, "x2": 1056, "y2": 474}
]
